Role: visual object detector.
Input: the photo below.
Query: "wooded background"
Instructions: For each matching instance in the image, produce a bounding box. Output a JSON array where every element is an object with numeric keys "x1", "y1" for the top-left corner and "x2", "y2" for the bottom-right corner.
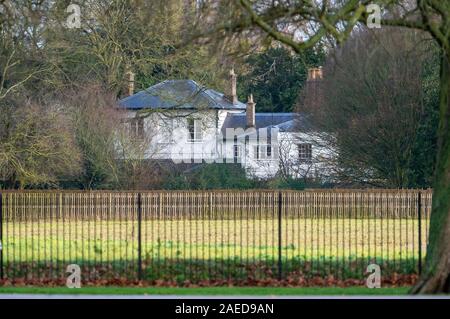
[{"x1": 0, "y1": 0, "x2": 440, "y2": 191}]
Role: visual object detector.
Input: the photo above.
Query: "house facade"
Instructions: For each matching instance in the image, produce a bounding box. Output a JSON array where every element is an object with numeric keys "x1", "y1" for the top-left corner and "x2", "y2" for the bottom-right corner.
[{"x1": 118, "y1": 68, "x2": 333, "y2": 180}]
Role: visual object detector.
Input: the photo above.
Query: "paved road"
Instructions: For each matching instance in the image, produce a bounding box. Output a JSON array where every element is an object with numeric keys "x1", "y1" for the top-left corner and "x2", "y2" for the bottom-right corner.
[{"x1": 1, "y1": 294, "x2": 450, "y2": 299}]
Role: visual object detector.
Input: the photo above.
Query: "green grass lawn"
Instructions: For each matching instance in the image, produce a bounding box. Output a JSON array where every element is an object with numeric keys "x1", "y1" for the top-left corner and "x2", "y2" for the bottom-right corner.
[
  {"x1": 0, "y1": 286, "x2": 410, "y2": 295},
  {"x1": 3, "y1": 218, "x2": 427, "y2": 262},
  {"x1": 2, "y1": 218, "x2": 426, "y2": 281}
]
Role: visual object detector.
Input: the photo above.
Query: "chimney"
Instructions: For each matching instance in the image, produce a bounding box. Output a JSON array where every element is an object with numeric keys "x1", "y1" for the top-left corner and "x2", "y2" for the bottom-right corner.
[
  {"x1": 306, "y1": 67, "x2": 323, "y2": 110},
  {"x1": 224, "y1": 68, "x2": 238, "y2": 105},
  {"x1": 126, "y1": 70, "x2": 135, "y2": 96},
  {"x1": 307, "y1": 67, "x2": 323, "y2": 81},
  {"x1": 246, "y1": 94, "x2": 256, "y2": 128}
]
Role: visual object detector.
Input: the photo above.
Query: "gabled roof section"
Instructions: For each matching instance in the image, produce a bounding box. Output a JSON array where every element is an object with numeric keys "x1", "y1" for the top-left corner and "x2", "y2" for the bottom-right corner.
[
  {"x1": 118, "y1": 79, "x2": 247, "y2": 110},
  {"x1": 221, "y1": 112, "x2": 313, "y2": 136},
  {"x1": 272, "y1": 117, "x2": 313, "y2": 132}
]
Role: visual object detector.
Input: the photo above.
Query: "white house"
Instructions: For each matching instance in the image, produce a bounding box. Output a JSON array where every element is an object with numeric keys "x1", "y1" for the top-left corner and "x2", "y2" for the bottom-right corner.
[{"x1": 117, "y1": 68, "x2": 333, "y2": 180}]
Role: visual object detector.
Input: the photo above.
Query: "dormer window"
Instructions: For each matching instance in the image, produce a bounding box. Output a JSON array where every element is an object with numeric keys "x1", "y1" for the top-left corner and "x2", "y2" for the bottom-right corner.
[{"x1": 187, "y1": 118, "x2": 202, "y2": 142}]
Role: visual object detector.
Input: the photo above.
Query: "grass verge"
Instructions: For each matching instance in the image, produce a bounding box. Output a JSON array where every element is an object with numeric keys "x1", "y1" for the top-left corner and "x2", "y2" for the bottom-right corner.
[{"x1": 0, "y1": 286, "x2": 410, "y2": 295}]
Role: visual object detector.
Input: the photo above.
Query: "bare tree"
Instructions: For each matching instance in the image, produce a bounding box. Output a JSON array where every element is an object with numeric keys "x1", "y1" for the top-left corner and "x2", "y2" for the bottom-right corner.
[
  {"x1": 115, "y1": 110, "x2": 173, "y2": 190},
  {"x1": 300, "y1": 28, "x2": 429, "y2": 188},
  {"x1": 63, "y1": 83, "x2": 175, "y2": 190},
  {"x1": 62, "y1": 85, "x2": 126, "y2": 189},
  {"x1": 0, "y1": 99, "x2": 81, "y2": 188},
  {"x1": 45, "y1": 0, "x2": 226, "y2": 95},
  {"x1": 0, "y1": 1, "x2": 50, "y2": 102}
]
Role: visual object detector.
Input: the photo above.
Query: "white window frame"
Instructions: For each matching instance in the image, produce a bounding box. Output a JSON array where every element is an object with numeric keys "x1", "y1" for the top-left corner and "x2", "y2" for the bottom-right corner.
[
  {"x1": 254, "y1": 144, "x2": 273, "y2": 160},
  {"x1": 187, "y1": 118, "x2": 203, "y2": 143},
  {"x1": 129, "y1": 117, "x2": 144, "y2": 140},
  {"x1": 298, "y1": 143, "x2": 312, "y2": 162},
  {"x1": 233, "y1": 144, "x2": 242, "y2": 159}
]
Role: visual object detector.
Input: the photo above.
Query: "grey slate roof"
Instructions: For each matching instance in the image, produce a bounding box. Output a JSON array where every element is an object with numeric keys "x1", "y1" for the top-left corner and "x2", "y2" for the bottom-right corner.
[
  {"x1": 118, "y1": 79, "x2": 247, "y2": 110},
  {"x1": 272, "y1": 118, "x2": 313, "y2": 132},
  {"x1": 221, "y1": 113, "x2": 312, "y2": 133},
  {"x1": 222, "y1": 113, "x2": 294, "y2": 131}
]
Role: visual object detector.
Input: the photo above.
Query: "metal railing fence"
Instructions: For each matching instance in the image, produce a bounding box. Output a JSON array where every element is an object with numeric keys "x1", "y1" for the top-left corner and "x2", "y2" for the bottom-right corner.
[{"x1": 0, "y1": 189, "x2": 432, "y2": 284}]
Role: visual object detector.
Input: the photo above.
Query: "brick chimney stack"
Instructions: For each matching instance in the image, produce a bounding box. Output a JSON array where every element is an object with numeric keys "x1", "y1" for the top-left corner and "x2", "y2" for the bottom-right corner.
[
  {"x1": 224, "y1": 68, "x2": 238, "y2": 105},
  {"x1": 307, "y1": 67, "x2": 323, "y2": 81},
  {"x1": 246, "y1": 94, "x2": 256, "y2": 128},
  {"x1": 126, "y1": 70, "x2": 135, "y2": 96},
  {"x1": 305, "y1": 67, "x2": 323, "y2": 110}
]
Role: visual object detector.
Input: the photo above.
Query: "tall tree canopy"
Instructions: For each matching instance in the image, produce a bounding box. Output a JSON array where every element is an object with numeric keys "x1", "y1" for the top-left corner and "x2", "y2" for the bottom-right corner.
[
  {"x1": 238, "y1": 46, "x2": 325, "y2": 112},
  {"x1": 0, "y1": 0, "x2": 229, "y2": 189},
  {"x1": 300, "y1": 28, "x2": 439, "y2": 188}
]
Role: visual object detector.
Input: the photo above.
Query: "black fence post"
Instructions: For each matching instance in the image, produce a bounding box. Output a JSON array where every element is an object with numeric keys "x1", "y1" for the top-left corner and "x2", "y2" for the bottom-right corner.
[
  {"x1": 137, "y1": 192, "x2": 143, "y2": 281},
  {"x1": 278, "y1": 191, "x2": 282, "y2": 281},
  {"x1": 0, "y1": 192, "x2": 3, "y2": 280},
  {"x1": 418, "y1": 191, "x2": 422, "y2": 275}
]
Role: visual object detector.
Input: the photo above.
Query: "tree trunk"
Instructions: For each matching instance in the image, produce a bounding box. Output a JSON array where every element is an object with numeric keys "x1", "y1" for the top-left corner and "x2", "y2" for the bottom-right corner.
[{"x1": 411, "y1": 52, "x2": 450, "y2": 294}]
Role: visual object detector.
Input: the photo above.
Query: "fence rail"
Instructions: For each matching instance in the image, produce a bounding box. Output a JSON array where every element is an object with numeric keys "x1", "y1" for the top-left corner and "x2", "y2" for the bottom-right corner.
[{"x1": 0, "y1": 189, "x2": 432, "y2": 284}]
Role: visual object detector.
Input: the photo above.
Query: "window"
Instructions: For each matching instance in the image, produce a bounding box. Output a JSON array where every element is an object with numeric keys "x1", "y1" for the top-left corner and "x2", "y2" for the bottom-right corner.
[
  {"x1": 298, "y1": 143, "x2": 312, "y2": 161},
  {"x1": 187, "y1": 118, "x2": 202, "y2": 142},
  {"x1": 233, "y1": 144, "x2": 242, "y2": 159},
  {"x1": 267, "y1": 145, "x2": 272, "y2": 157},
  {"x1": 130, "y1": 117, "x2": 144, "y2": 139},
  {"x1": 254, "y1": 145, "x2": 273, "y2": 160}
]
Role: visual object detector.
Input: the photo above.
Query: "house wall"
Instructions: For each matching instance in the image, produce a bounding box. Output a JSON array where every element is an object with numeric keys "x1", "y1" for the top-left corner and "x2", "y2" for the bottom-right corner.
[
  {"x1": 234, "y1": 131, "x2": 334, "y2": 180},
  {"x1": 275, "y1": 131, "x2": 334, "y2": 180},
  {"x1": 125, "y1": 109, "x2": 221, "y2": 163},
  {"x1": 122, "y1": 109, "x2": 335, "y2": 181}
]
